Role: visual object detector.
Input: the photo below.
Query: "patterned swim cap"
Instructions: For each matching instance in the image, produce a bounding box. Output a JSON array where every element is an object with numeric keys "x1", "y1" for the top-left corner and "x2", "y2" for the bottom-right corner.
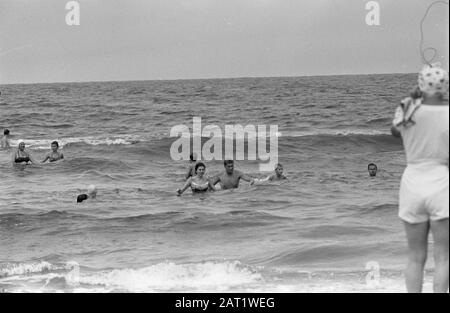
[{"x1": 418, "y1": 64, "x2": 449, "y2": 96}]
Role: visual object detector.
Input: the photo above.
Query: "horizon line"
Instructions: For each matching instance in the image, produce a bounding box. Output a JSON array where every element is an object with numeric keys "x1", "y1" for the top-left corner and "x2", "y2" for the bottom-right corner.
[{"x1": 0, "y1": 71, "x2": 417, "y2": 86}]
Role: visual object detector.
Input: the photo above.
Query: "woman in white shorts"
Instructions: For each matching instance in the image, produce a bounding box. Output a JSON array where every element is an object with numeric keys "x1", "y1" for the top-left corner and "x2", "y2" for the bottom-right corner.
[{"x1": 392, "y1": 65, "x2": 449, "y2": 293}]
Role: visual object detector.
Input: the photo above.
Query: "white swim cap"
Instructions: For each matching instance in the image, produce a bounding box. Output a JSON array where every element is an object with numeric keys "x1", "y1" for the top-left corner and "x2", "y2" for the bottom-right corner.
[
  {"x1": 88, "y1": 185, "x2": 97, "y2": 193},
  {"x1": 418, "y1": 64, "x2": 449, "y2": 96}
]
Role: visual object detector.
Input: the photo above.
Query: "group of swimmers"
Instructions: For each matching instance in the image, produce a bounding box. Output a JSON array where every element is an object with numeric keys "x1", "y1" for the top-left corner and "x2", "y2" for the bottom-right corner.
[
  {"x1": 177, "y1": 154, "x2": 287, "y2": 196},
  {"x1": 1, "y1": 63, "x2": 448, "y2": 293},
  {"x1": 1, "y1": 131, "x2": 64, "y2": 165}
]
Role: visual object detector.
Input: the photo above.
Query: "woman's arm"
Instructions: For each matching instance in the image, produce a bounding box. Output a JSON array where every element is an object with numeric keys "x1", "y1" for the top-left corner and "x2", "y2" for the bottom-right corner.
[
  {"x1": 208, "y1": 176, "x2": 220, "y2": 191},
  {"x1": 177, "y1": 179, "x2": 192, "y2": 196},
  {"x1": 185, "y1": 165, "x2": 194, "y2": 180},
  {"x1": 391, "y1": 126, "x2": 401, "y2": 138},
  {"x1": 11, "y1": 151, "x2": 17, "y2": 165},
  {"x1": 42, "y1": 154, "x2": 50, "y2": 163},
  {"x1": 28, "y1": 153, "x2": 39, "y2": 165}
]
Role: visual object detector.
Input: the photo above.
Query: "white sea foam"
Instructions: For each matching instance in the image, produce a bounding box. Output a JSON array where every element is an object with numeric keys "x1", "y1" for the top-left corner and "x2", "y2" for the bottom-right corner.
[
  {"x1": 78, "y1": 260, "x2": 262, "y2": 292},
  {"x1": 9, "y1": 135, "x2": 140, "y2": 150},
  {"x1": 0, "y1": 261, "x2": 62, "y2": 277}
]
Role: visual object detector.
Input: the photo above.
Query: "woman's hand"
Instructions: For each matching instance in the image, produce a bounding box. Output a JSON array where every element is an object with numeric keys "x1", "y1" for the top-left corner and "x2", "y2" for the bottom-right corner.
[{"x1": 410, "y1": 86, "x2": 422, "y2": 100}]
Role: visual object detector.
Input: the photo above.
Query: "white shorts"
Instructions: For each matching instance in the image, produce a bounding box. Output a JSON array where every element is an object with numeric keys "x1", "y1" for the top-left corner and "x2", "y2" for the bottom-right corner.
[{"x1": 399, "y1": 163, "x2": 449, "y2": 224}]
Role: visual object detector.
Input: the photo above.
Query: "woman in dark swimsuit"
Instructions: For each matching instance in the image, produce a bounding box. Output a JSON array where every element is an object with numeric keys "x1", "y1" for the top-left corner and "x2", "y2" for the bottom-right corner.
[
  {"x1": 12, "y1": 141, "x2": 36, "y2": 165},
  {"x1": 177, "y1": 162, "x2": 211, "y2": 196}
]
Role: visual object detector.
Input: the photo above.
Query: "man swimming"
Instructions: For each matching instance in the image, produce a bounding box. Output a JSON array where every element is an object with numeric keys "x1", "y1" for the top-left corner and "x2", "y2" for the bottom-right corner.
[
  {"x1": 209, "y1": 160, "x2": 255, "y2": 190},
  {"x1": 12, "y1": 141, "x2": 37, "y2": 165},
  {"x1": 0, "y1": 129, "x2": 10, "y2": 149},
  {"x1": 42, "y1": 141, "x2": 64, "y2": 163},
  {"x1": 266, "y1": 163, "x2": 288, "y2": 181},
  {"x1": 77, "y1": 185, "x2": 98, "y2": 203},
  {"x1": 177, "y1": 162, "x2": 211, "y2": 196},
  {"x1": 368, "y1": 163, "x2": 378, "y2": 177}
]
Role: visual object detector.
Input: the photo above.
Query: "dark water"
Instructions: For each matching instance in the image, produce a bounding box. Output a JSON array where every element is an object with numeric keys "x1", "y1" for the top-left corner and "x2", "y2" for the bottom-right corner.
[{"x1": 0, "y1": 74, "x2": 435, "y2": 292}]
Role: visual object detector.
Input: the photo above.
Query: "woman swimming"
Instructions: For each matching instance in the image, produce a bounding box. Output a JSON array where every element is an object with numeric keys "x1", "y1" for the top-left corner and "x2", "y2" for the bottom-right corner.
[
  {"x1": 42, "y1": 141, "x2": 64, "y2": 163},
  {"x1": 177, "y1": 162, "x2": 211, "y2": 196},
  {"x1": 12, "y1": 141, "x2": 36, "y2": 165}
]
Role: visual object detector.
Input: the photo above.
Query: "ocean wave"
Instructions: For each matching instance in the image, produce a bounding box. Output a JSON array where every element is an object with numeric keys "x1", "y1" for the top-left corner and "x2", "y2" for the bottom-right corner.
[
  {"x1": 0, "y1": 210, "x2": 288, "y2": 233},
  {"x1": 6, "y1": 128, "x2": 398, "y2": 151},
  {"x1": 0, "y1": 261, "x2": 67, "y2": 278},
  {"x1": 279, "y1": 129, "x2": 391, "y2": 137},
  {"x1": 78, "y1": 261, "x2": 262, "y2": 292},
  {"x1": 9, "y1": 136, "x2": 140, "y2": 150},
  {"x1": 258, "y1": 242, "x2": 398, "y2": 268},
  {"x1": 0, "y1": 260, "x2": 262, "y2": 292},
  {"x1": 0, "y1": 260, "x2": 416, "y2": 293}
]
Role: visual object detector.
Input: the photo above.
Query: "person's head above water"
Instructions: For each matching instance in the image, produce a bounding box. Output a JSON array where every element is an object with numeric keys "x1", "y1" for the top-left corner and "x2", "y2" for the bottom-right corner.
[
  {"x1": 195, "y1": 162, "x2": 206, "y2": 177},
  {"x1": 224, "y1": 160, "x2": 234, "y2": 174},
  {"x1": 18, "y1": 140, "x2": 25, "y2": 151},
  {"x1": 418, "y1": 64, "x2": 449, "y2": 99},
  {"x1": 51, "y1": 141, "x2": 59, "y2": 152},
  {"x1": 275, "y1": 163, "x2": 284, "y2": 177},
  {"x1": 368, "y1": 163, "x2": 378, "y2": 177},
  {"x1": 88, "y1": 185, "x2": 97, "y2": 198},
  {"x1": 3, "y1": 129, "x2": 10, "y2": 136}
]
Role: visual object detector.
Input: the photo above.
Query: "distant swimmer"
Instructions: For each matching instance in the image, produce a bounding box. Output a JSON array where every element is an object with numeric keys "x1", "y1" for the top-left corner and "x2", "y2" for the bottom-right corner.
[
  {"x1": 185, "y1": 153, "x2": 198, "y2": 180},
  {"x1": 266, "y1": 163, "x2": 288, "y2": 182},
  {"x1": 77, "y1": 185, "x2": 98, "y2": 203},
  {"x1": 177, "y1": 162, "x2": 211, "y2": 196},
  {"x1": 368, "y1": 163, "x2": 378, "y2": 177},
  {"x1": 42, "y1": 141, "x2": 64, "y2": 163},
  {"x1": 12, "y1": 141, "x2": 37, "y2": 165},
  {"x1": 0, "y1": 129, "x2": 10, "y2": 149},
  {"x1": 391, "y1": 65, "x2": 449, "y2": 293},
  {"x1": 253, "y1": 163, "x2": 287, "y2": 184},
  {"x1": 209, "y1": 160, "x2": 255, "y2": 190}
]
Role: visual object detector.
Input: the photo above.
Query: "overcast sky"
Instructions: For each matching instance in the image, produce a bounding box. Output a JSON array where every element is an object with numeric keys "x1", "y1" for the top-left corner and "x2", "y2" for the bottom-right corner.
[{"x1": 0, "y1": 0, "x2": 448, "y2": 84}]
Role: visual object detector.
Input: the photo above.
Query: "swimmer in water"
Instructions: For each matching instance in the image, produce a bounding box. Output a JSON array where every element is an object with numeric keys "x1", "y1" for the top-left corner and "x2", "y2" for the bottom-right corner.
[
  {"x1": 368, "y1": 163, "x2": 378, "y2": 177},
  {"x1": 0, "y1": 129, "x2": 10, "y2": 149},
  {"x1": 12, "y1": 141, "x2": 37, "y2": 165},
  {"x1": 185, "y1": 153, "x2": 198, "y2": 180},
  {"x1": 253, "y1": 163, "x2": 288, "y2": 184},
  {"x1": 77, "y1": 185, "x2": 98, "y2": 203},
  {"x1": 266, "y1": 163, "x2": 288, "y2": 181},
  {"x1": 42, "y1": 141, "x2": 64, "y2": 163},
  {"x1": 177, "y1": 162, "x2": 211, "y2": 196},
  {"x1": 209, "y1": 160, "x2": 255, "y2": 190}
]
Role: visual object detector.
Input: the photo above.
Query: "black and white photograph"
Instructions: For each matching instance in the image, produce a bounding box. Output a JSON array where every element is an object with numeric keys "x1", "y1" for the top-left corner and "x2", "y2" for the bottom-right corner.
[{"x1": 0, "y1": 0, "x2": 448, "y2": 297}]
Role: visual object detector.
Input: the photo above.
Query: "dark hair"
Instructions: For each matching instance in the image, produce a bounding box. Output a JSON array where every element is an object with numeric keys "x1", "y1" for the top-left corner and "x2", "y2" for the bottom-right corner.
[
  {"x1": 195, "y1": 162, "x2": 206, "y2": 174},
  {"x1": 224, "y1": 160, "x2": 234, "y2": 166},
  {"x1": 51, "y1": 141, "x2": 59, "y2": 147},
  {"x1": 4, "y1": 129, "x2": 9, "y2": 135},
  {"x1": 368, "y1": 163, "x2": 378, "y2": 170},
  {"x1": 275, "y1": 163, "x2": 283, "y2": 169}
]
